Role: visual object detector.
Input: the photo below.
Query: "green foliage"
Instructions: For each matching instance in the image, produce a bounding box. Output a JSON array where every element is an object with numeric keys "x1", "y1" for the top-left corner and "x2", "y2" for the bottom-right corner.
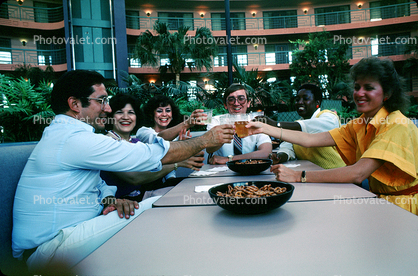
[
  {"x1": 201, "y1": 63, "x2": 294, "y2": 112},
  {"x1": 13, "y1": 64, "x2": 55, "y2": 87},
  {"x1": 402, "y1": 31, "x2": 418, "y2": 77},
  {"x1": 108, "y1": 74, "x2": 159, "y2": 106},
  {"x1": 0, "y1": 74, "x2": 54, "y2": 142},
  {"x1": 406, "y1": 104, "x2": 418, "y2": 119},
  {"x1": 133, "y1": 22, "x2": 218, "y2": 84},
  {"x1": 232, "y1": 64, "x2": 294, "y2": 112},
  {"x1": 289, "y1": 31, "x2": 351, "y2": 100},
  {"x1": 264, "y1": 80, "x2": 294, "y2": 111},
  {"x1": 337, "y1": 106, "x2": 360, "y2": 122},
  {"x1": 406, "y1": 96, "x2": 418, "y2": 118}
]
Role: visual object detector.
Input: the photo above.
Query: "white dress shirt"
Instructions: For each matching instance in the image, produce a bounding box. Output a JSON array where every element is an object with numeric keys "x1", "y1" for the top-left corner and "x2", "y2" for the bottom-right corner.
[
  {"x1": 12, "y1": 115, "x2": 170, "y2": 258},
  {"x1": 277, "y1": 108, "x2": 340, "y2": 160}
]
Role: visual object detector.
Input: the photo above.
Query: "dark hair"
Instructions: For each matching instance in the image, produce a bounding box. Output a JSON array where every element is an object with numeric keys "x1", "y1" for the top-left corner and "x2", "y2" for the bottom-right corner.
[
  {"x1": 106, "y1": 93, "x2": 142, "y2": 132},
  {"x1": 298, "y1": 83, "x2": 323, "y2": 104},
  {"x1": 350, "y1": 57, "x2": 409, "y2": 114},
  {"x1": 142, "y1": 94, "x2": 182, "y2": 128},
  {"x1": 223, "y1": 83, "x2": 248, "y2": 105},
  {"x1": 51, "y1": 70, "x2": 106, "y2": 114}
]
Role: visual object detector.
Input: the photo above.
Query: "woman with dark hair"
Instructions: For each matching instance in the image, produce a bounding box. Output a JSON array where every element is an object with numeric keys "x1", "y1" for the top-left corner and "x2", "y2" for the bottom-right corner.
[
  {"x1": 101, "y1": 93, "x2": 204, "y2": 201},
  {"x1": 137, "y1": 94, "x2": 205, "y2": 142},
  {"x1": 247, "y1": 57, "x2": 418, "y2": 214},
  {"x1": 104, "y1": 93, "x2": 142, "y2": 142},
  {"x1": 141, "y1": 95, "x2": 182, "y2": 130},
  {"x1": 136, "y1": 94, "x2": 206, "y2": 185}
]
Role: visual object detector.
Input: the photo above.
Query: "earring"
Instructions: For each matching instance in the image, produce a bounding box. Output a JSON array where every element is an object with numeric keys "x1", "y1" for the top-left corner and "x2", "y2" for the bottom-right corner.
[
  {"x1": 316, "y1": 105, "x2": 320, "y2": 108},
  {"x1": 383, "y1": 97, "x2": 388, "y2": 102}
]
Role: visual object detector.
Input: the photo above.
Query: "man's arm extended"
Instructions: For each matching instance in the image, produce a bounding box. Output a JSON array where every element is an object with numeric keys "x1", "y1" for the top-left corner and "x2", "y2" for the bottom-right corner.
[
  {"x1": 161, "y1": 124, "x2": 234, "y2": 164},
  {"x1": 258, "y1": 116, "x2": 302, "y2": 131}
]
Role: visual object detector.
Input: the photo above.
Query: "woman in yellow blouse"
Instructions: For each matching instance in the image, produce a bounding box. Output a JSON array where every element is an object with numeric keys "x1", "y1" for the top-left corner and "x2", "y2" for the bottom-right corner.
[{"x1": 246, "y1": 57, "x2": 418, "y2": 215}]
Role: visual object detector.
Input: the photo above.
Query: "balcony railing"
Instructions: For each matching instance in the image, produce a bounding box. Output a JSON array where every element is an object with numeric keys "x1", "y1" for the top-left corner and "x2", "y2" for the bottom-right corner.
[
  {"x1": 0, "y1": 47, "x2": 66, "y2": 66},
  {"x1": 126, "y1": 2, "x2": 417, "y2": 31},
  {"x1": 1, "y1": 2, "x2": 415, "y2": 29},
  {"x1": 0, "y1": 3, "x2": 63, "y2": 23},
  {"x1": 128, "y1": 43, "x2": 411, "y2": 68}
]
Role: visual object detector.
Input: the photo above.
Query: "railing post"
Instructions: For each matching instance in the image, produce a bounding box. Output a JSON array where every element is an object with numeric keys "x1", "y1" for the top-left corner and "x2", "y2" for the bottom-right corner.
[
  {"x1": 225, "y1": 0, "x2": 233, "y2": 86},
  {"x1": 0, "y1": 126, "x2": 4, "y2": 143}
]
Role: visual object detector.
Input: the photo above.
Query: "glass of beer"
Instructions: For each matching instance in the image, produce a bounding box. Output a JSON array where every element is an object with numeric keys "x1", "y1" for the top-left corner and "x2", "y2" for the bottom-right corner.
[{"x1": 231, "y1": 114, "x2": 250, "y2": 138}]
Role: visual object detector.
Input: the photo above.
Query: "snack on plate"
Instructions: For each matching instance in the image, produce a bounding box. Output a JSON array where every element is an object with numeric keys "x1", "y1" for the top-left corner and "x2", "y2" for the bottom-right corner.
[
  {"x1": 216, "y1": 184, "x2": 287, "y2": 198},
  {"x1": 235, "y1": 160, "x2": 267, "y2": 165}
]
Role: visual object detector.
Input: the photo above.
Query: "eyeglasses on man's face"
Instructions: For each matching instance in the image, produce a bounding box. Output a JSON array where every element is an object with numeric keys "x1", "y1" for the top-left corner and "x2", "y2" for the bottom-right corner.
[
  {"x1": 87, "y1": 96, "x2": 110, "y2": 109},
  {"x1": 227, "y1": 95, "x2": 247, "y2": 105}
]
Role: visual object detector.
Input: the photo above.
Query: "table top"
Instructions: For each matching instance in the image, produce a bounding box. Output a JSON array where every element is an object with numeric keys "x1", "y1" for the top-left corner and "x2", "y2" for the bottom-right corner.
[
  {"x1": 153, "y1": 174, "x2": 375, "y2": 208},
  {"x1": 73, "y1": 199, "x2": 418, "y2": 276},
  {"x1": 188, "y1": 160, "x2": 322, "y2": 177}
]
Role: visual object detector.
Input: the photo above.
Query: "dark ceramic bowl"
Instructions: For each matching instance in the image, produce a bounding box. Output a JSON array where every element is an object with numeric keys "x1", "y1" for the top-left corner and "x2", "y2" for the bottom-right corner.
[
  {"x1": 226, "y1": 159, "x2": 272, "y2": 175},
  {"x1": 208, "y1": 181, "x2": 294, "y2": 214}
]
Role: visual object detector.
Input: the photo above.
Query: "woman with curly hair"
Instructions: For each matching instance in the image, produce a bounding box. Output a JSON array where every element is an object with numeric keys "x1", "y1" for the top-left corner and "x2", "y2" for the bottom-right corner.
[
  {"x1": 137, "y1": 94, "x2": 205, "y2": 142},
  {"x1": 247, "y1": 57, "x2": 418, "y2": 214},
  {"x1": 136, "y1": 94, "x2": 207, "y2": 184}
]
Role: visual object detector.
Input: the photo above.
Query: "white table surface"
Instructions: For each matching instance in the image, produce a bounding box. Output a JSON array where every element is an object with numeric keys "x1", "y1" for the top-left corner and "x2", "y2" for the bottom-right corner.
[
  {"x1": 188, "y1": 160, "x2": 322, "y2": 177},
  {"x1": 153, "y1": 174, "x2": 375, "y2": 207},
  {"x1": 73, "y1": 199, "x2": 418, "y2": 276}
]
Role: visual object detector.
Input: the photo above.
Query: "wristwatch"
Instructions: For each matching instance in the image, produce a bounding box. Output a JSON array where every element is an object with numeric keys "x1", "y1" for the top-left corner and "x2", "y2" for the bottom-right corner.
[
  {"x1": 228, "y1": 155, "x2": 233, "y2": 162},
  {"x1": 301, "y1": 171, "x2": 307, "y2": 183}
]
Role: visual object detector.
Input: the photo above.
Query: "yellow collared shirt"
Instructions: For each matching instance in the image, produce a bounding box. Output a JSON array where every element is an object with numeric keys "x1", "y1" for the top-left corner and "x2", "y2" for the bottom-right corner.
[{"x1": 329, "y1": 107, "x2": 418, "y2": 214}]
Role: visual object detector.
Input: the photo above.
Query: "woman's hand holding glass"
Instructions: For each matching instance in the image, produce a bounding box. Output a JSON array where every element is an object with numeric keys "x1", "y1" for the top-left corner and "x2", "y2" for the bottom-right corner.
[
  {"x1": 184, "y1": 109, "x2": 209, "y2": 128},
  {"x1": 241, "y1": 121, "x2": 268, "y2": 137}
]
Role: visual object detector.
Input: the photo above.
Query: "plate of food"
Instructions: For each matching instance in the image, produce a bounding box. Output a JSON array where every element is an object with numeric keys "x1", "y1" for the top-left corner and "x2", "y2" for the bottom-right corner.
[
  {"x1": 208, "y1": 181, "x2": 294, "y2": 214},
  {"x1": 226, "y1": 159, "x2": 272, "y2": 175}
]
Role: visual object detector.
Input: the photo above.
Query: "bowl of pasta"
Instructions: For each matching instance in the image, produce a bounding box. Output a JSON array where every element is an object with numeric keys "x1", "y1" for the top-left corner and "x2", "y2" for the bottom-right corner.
[
  {"x1": 208, "y1": 181, "x2": 294, "y2": 214},
  {"x1": 226, "y1": 159, "x2": 272, "y2": 175}
]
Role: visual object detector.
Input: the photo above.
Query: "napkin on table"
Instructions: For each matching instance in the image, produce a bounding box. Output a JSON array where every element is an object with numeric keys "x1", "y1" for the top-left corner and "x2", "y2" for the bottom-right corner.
[
  {"x1": 189, "y1": 171, "x2": 219, "y2": 177},
  {"x1": 194, "y1": 184, "x2": 224, "y2": 193},
  {"x1": 283, "y1": 164, "x2": 301, "y2": 168},
  {"x1": 189, "y1": 166, "x2": 229, "y2": 177}
]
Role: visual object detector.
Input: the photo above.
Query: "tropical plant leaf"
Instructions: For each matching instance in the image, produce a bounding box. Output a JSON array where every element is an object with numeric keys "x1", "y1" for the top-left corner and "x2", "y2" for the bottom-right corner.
[
  {"x1": 132, "y1": 22, "x2": 217, "y2": 84},
  {"x1": 0, "y1": 74, "x2": 54, "y2": 142}
]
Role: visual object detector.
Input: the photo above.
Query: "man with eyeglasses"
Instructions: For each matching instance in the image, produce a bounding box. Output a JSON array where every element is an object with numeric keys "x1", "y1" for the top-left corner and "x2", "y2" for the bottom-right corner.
[
  {"x1": 12, "y1": 70, "x2": 234, "y2": 272},
  {"x1": 206, "y1": 83, "x2": 272, "y2": 164}
]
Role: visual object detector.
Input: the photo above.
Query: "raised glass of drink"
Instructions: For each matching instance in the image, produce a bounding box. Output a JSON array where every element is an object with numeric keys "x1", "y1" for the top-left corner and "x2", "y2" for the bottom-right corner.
[{"x1": 231, "y1": 114, "x2": 250, "y2": 138}]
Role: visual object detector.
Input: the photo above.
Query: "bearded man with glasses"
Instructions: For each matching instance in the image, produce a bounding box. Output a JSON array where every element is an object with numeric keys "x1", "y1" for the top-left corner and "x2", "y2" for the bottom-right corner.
[{"x1": 206, "y1": 83, "x2": 272, "y2": 164}]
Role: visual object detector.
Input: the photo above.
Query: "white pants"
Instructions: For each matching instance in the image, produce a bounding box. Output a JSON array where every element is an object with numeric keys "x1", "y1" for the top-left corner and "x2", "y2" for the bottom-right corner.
[
  {"x1": 27, "y1": 196, "x2": 160, "y2": 272},
  {"x1": 142, "y1": 186, "x2": 173, "y2": 200}
]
